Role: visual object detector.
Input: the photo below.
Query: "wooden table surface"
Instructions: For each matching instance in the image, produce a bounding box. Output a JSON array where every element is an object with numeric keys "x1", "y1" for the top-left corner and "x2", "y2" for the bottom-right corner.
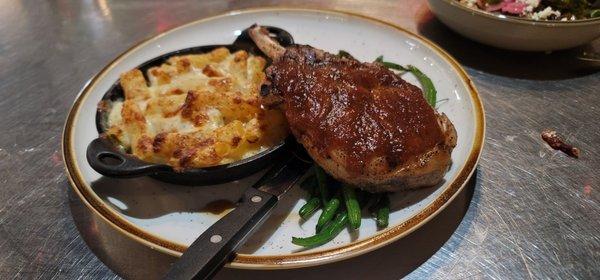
[{"x1": 0, "y1": 0, "x2": 598, "y2": 279}]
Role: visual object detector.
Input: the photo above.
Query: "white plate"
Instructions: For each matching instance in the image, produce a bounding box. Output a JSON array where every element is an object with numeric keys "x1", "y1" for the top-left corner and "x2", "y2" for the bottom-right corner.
[{"x1": 63, "y1": 8, "x2": 485, "y2": 269}]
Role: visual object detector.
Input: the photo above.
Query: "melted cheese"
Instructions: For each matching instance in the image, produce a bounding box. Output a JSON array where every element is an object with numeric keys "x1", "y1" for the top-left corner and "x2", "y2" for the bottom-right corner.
[{"x1": 104, "y1": 47, "x2": 288, "y2": 169}]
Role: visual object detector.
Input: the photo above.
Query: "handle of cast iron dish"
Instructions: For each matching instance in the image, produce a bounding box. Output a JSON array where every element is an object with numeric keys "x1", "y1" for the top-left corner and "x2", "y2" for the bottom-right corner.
[
  {"x1": 232, "y1": 25, "x2": 294, "y2": 51},
  {"x1": 86, "y1": 137, "x2": 171, "y2": 177}
]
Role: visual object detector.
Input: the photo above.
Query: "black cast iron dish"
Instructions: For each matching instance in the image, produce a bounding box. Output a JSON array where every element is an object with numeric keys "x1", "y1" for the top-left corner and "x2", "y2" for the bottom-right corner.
[{"x1": 87, "y1": 26, "x2": 295, "y2": 185}]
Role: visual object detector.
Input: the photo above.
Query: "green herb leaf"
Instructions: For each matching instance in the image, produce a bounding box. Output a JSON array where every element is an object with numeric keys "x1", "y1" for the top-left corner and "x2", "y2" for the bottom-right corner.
[
  {"x1": 407, "y1": 65, "x2": 437, "y2": 107},
  {"x1": 337, "y1": 50, "x2": 355, "y2": 59},
  {"x1": 542, "y1": 0, "x2": 592, "y2": 18},
  {"x1": 382, "y1": 61, "x2": 409, "y2": 72},
  {"x1": 375, "y1": 55, "x2": 437, "y2": 107}
]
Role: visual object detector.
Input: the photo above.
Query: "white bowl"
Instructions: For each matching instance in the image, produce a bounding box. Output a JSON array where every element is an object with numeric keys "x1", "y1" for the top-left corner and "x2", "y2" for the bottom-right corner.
[{"x1": 428, "y1": 0, "x2": 600, "y2": 51}]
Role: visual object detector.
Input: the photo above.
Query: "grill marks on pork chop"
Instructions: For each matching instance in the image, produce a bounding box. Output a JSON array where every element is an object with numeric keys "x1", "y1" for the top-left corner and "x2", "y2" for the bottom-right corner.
[{"x1": 267, "y1": 45, "x2": 445, "y2": 175}]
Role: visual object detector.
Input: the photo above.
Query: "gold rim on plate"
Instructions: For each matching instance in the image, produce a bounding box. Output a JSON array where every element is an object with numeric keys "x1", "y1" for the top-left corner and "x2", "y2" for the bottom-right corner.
[{"x1": 62, "y1": 7, "x2": 485, "y2": 269}]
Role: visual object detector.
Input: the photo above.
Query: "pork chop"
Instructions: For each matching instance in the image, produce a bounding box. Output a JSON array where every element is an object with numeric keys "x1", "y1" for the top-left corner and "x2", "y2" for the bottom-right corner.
[{"x1": 249, "y1": 25, "x2": 457, "y2": 192}]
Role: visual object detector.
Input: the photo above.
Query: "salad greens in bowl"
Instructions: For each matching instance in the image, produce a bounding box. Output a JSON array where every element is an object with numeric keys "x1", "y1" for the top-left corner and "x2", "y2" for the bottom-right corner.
[
  {"x1": 458, "y1": 0, "x2": 599, "y2": 21},
  {"x1": 428, "y1": 0, "x2": 600, "y2": 51}
]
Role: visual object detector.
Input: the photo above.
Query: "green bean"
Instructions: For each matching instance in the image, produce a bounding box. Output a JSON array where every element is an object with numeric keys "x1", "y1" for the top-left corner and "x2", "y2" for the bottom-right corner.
[
  {"x1": 316, "y1": 194, "x2": 341, "y2": 232},
  {"x1": 342, "y1": 184, "x2": 361, "y2": 230},
  {"x1": 407, "y1": 65, "x2": 436, "y2": 107},
  {"x1": 374, "y1": 55, "x2": 384, "y2": 63},
  {"x1": 374, "y1": 194, "x2": 390, "y2": 228},
  {"x1": 314, "y1": 166, "x2": 329, "y2": 205},
  {"x1": 299, "y1": 197, "x2": 320, "y2": 220},
  {"x1": 292, "y1": 212, "x2": 348, "y2": 247}
]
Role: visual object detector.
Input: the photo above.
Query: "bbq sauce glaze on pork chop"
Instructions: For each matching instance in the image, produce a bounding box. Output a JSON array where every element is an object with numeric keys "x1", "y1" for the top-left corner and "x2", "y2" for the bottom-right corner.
[{"x1": 250, "y1": 26, "x2": 457, "y2": 192}]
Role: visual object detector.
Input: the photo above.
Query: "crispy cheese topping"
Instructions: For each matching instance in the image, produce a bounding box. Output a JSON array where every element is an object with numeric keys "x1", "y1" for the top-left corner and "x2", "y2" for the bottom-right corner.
[{"x1": 104, "y1": 48, "x2": 288, "y2": 170}]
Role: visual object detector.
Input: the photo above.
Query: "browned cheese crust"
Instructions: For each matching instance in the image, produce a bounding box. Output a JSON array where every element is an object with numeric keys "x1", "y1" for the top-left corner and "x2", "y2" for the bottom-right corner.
[{"x1": 104, "y1": 48, "x2": 288, "y2": 170}]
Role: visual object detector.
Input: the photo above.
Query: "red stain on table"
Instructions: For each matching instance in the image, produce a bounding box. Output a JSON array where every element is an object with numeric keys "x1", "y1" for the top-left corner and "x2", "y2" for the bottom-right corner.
[
  {"x1": 583, "y1": 184, "x2": 592, "y2": 195},
  {"x1": 51, "y1": 151, "x2": 62, "y2": 166}
]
